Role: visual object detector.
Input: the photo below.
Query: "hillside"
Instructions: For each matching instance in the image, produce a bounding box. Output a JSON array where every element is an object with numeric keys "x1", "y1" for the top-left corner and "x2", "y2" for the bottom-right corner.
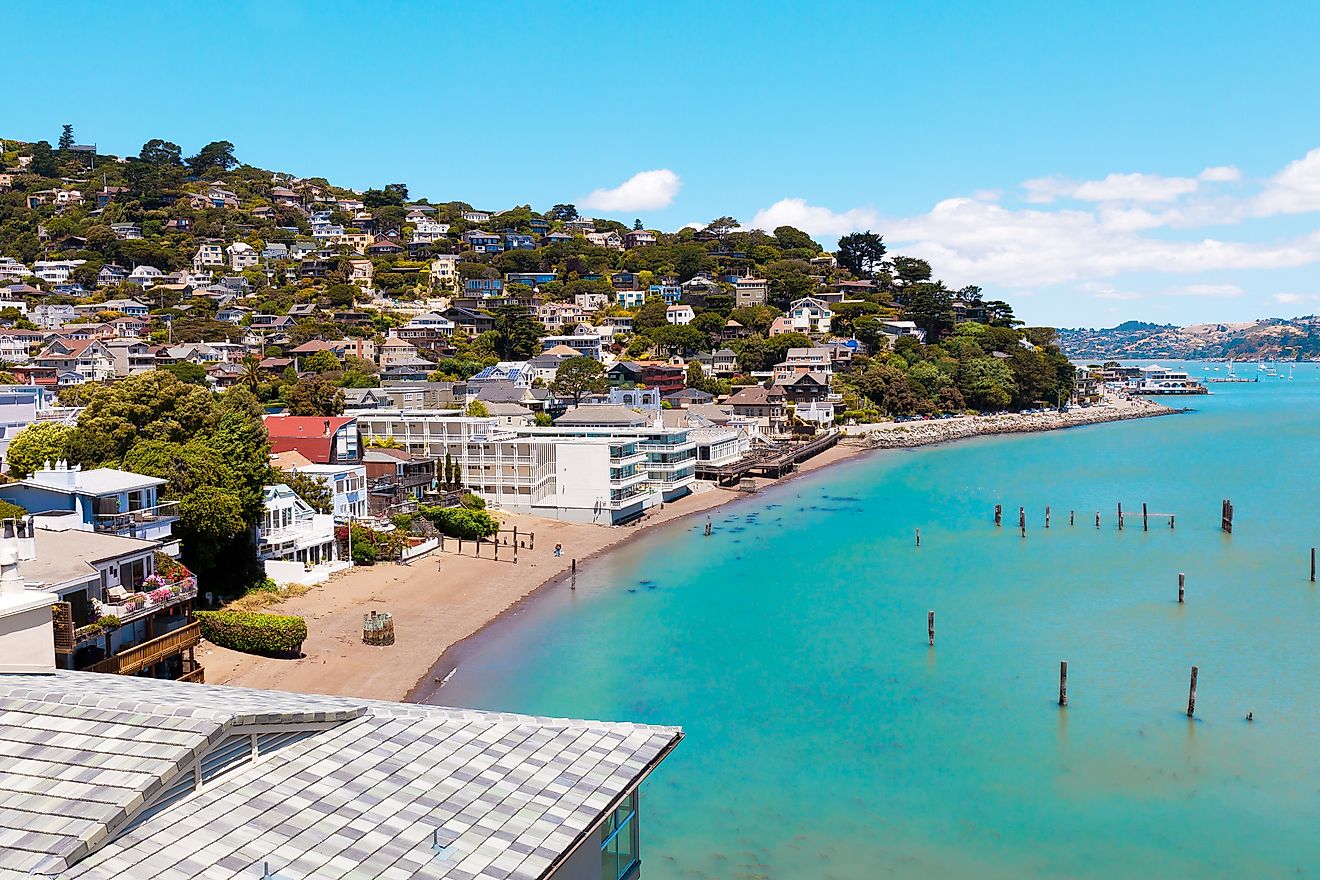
[{"x1": 1057, "y1": 317, "x2": 1320, "y2": 361}]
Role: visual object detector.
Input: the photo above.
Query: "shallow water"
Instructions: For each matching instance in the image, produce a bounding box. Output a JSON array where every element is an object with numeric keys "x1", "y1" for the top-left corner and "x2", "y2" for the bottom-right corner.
[{"x1": 428, "y1": 363, "x2": 1320, "y2": 878}]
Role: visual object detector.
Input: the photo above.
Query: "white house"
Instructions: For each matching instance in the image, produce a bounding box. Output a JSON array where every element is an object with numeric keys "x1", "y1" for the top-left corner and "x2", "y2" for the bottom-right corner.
[
  {"x1": 785, "y1": 296, "x2": 834, "y2": 335},
  {"x1": 226, "y1": 241, "x2": 259, "y2": 271},
  {"x1": 666, "y1": 304, "x2": 695, "y2": 326},
  {"x1": 257, "y1": 483, "x2": 338, "y2": 571},
  {"x1": 192, "y1": 241, "x2": 225, "y2": 272},
  {"x1": 32, "y1": 260, "x2": 85, "y2": 286}
]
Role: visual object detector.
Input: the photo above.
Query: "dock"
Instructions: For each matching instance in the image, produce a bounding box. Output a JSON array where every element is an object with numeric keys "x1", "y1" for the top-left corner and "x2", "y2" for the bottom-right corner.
[{"x1": 695, "y1": 430, "x2": 840, "y2": 485}]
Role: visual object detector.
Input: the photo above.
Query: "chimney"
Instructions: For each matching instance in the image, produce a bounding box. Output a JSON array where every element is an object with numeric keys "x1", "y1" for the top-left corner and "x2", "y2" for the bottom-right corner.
[{"x1": 0, "y1": 516, "x2": 56, "y2": 674}]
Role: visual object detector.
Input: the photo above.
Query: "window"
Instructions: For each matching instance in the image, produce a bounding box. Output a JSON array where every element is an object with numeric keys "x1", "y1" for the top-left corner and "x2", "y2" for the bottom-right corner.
[{"x1": 600, "y1": 791, "x2": 639, "y2": 880}]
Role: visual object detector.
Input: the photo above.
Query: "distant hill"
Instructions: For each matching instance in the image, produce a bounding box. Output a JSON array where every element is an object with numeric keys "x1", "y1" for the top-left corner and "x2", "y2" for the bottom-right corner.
[{"x1": 1057, "y1": 317, "x2": 1320, "y2": 360}]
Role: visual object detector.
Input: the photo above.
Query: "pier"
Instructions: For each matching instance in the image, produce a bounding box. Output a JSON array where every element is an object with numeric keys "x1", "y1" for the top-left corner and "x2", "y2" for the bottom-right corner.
[{"x1": 695, "y1": 430, "x2": 840, "y2": 485}]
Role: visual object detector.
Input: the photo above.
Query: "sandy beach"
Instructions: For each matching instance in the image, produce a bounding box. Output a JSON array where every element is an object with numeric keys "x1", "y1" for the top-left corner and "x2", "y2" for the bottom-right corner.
[{"x1": 206, "y1": 399, "x2": 1177, "y2": 702}]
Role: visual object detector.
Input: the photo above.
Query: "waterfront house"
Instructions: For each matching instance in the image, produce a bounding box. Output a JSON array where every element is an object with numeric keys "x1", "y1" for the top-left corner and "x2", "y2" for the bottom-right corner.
[
  {"x1": 257, "y1": 482, "x2": 338, "y2": 570},
  {"x1": 0, "y1": 462, "x2": 180, "y2": 547},
  {"x1": 364, "y1": 447, "x2": 437, "y2": 515},
  {"x1": 727, "y1": 383, "x2": 789, "y2": 433},
  {"x1": 5, "y1": 520, "x2": 201, "y2": 680}
]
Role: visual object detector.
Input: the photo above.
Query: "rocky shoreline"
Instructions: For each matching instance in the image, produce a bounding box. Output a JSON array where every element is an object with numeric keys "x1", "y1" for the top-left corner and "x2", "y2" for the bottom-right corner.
[{"x1": 847, "y1": 399, "x2": 1183, "y2": 449}]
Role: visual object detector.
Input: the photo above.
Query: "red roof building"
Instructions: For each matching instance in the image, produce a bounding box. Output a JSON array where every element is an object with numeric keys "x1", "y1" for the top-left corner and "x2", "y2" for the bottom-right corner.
[{"x1": 263, "y1": 415, "x2": 362, "y2": 464}]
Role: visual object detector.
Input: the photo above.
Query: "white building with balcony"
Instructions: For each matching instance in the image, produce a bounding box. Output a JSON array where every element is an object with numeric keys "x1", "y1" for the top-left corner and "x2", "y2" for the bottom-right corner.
[
  {"x1": 348, "y1": 409, "x2": 668, "y2": 523},
  {"x1": 258, "y1": 484, "x2": 338, "y2": 572},
  {"x1": 287, "y1": 464, "x2": 368, "y2": 522},
  {"x1": 0, "y1": 464, "x2": 180, "y2": 551}
]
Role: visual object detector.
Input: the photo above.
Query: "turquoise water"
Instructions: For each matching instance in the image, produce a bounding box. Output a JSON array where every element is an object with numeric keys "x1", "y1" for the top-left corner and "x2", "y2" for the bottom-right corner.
[{"x1": 424, "y1": 363, "x2": 1320, "y2": 878}]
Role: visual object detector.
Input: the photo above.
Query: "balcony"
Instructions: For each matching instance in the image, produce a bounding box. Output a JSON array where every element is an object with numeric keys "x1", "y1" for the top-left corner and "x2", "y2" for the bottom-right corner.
[
  {"x1": 86, "y1": 621, "x2": 201, "y2": 676},
  {"x1": 611, "y1": 451, "x2": 648, "y2": 467},
  {"x1": 639, "y1": 441, "x2": 697, "y2": 454},
  {"x1": 92, "y1": 575, "x2": 198, "y2": 628},
  {"x1": 609, "y1": 471, "x2": 648, "y2": 488},
  {"x1": 93, "y1": 501, "x2": 180, "y2": 533}
]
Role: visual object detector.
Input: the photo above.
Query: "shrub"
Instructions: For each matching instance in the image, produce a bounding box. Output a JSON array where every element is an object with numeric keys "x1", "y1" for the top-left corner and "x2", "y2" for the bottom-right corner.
[
  {"x1": 459, "y1": 492, "x2": 486, "y2": 510},
  {"x1": 419, "y1": 505, "x2": 499, "y2": 539},
  {"x1": 195, "y1": 610, "x2": 307, "y2": 656}
]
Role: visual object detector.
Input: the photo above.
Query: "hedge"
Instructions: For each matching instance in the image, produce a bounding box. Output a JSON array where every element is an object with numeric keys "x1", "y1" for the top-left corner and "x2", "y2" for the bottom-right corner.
[
  {"x1": 419, "y1": 505, "x2": 499, "y2": 540},
  {"x1": 195, "y1": 610, "x2": 307, "y2": 656}
]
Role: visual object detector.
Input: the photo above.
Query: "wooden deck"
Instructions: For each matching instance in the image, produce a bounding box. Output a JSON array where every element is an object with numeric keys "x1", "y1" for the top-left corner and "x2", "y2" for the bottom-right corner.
[{"x1": 695, "y1": 430, "x2": 840, "y2": 485}]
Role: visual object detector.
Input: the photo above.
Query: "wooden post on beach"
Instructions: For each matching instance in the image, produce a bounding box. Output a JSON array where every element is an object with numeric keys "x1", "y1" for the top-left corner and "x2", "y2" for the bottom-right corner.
[
  {"x1": 994, "y1": 504, "x2": 1002, "y2": 527},
  {"x1": 513, "y1": 525, "x2": 518, "y2": 548},
  {"x1": 928, "y1": 610, "x2": 935, "y2": 646},
  {"x1": 494, "y1": 539, "x2": 498, "y2": 561},
  {"x1": 1187, "y1": 666, "x2": 1198, "y2": 717},
  {"x1": 457, "y1": 537, "x2": 462, "y2": 555},
  {"x1": 1058, "y1": 660, "x2": 1068, "y2": 706},
  {"x1": 572, "y1": 558, "x2": 577, "y2": 575},
  {"x1": 1178, "y1": 572, "x2": 1185, "y2": 604},
  {"x1": 1019, "y1": 507, "x2": 1026, "y2": 538},
  {"x1": 1117, "y1": 502, "x2": 1123, "y2": 530},
  {"x1": 1045, "y1": 506, "x2": 1051, "y2": 529},
  {"x1": 1311, "y1": 547, "x2": 1316, "y2": 582},
  {"x1": 1142, "y1": 503, "x2": 1148, "y2": 532}
]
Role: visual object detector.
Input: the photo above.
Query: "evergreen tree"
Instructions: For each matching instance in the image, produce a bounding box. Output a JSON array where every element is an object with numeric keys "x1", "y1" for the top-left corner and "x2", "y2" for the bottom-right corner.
[{"x1": 58, "y1": 124, "x2": 75, "y2": 152}]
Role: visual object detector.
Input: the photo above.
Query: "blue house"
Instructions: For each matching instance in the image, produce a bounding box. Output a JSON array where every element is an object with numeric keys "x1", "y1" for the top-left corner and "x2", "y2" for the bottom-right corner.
[
  {"x1": 462, "y1": 230, "x2": 503, "y2": 254},
  {"x1": 506, "y1": 272, "x2": 558, "y2": 287},
  {"x1": 649, "y1": 285, "x2": 682, "y2": 304},
  {"x1": 610, "y1": 271, "x2": 639, "y2": 290},
  {"x1": 529, "y1": 219, "x2": 551, "y2": 235},
  {"x1": 0, "y1": 463, "x2": 180, "y2": 548},
  {"x1": 504, "y1": 234, "x2": 536, "y2": 251},
  {"x1": 464, "y1": 278, "x2": 504, "y2": 297}
]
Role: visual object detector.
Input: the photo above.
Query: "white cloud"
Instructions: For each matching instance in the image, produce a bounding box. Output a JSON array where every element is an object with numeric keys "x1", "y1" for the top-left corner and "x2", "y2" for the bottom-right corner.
[
  {"x1": 890, "y1": 195, "x2": 1320, "y2": 289},
  {"x1": 1022, "y1": 166, "x2": 1240, "y2": 206},
  {"x1": 1199, "y1": 165, "x2": 1242, "y2": 182},
  {"x1": 1273, "y1": 292, "x2": 1314, "y2": 305},
  {"x1": 581, "y1": 169, "x2": 681, "y2": 212},
  {"x1": 747, "y1": 198, "x2": 880, "y2": 236},
  {"x1": 1253, "y1": 148, "x2": 1320, "y2": 216}
]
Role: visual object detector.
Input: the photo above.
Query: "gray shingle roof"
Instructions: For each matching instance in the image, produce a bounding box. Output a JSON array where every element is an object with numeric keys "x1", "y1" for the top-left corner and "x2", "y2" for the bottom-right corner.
[{"x1": 0, "y1": 672, "x2": 680, "y2": 879}]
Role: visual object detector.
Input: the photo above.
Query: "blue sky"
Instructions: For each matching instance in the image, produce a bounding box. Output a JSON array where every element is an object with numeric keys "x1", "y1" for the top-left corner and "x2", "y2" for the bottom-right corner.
[{"x1": 8, "y1": 0, "x2": 1320, "y2": 327}]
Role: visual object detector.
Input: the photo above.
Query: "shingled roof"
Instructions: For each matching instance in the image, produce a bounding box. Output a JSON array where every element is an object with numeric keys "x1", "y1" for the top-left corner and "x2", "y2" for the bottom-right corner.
[{"x1": 0, "y1": 672, "x2": 681, "y2": 880}]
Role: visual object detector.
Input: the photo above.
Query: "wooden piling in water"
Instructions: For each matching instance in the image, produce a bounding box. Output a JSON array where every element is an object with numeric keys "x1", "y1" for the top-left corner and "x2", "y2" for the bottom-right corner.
[
  {"x1": 994, "y1": 504, "x2": 1002, "y2": 527},
  {"x1": 1019, "y1": 507, "x2": 1026, "y2": 538},
  {"x1": 928, "y1": 611, "x2": 935, "y2": 646},
  {"x1": 704, "y1": 516, "x2": 712, "y2": 537},
  {"x1": 1058, "y1": 660, "x2": 1068, "y2": 706},
  {"x1": 1142, "y1": 503, "x2": 1149, "y2": 532},
  {"x1": 1178, "y1": 572, "x2": 1185, "y2": 604},
  {"x1": 1311, "y1": 547, "x2": 1316, "y2": 582},
  {"x1": 915, "y1": 528, "x2": 921, "y2": 547},
  {"x1": 1045, "y1": 506, "x2": 1051, "y2": 529},
  {"x1": 1187, "y1": 665, "x2": 1198, "y2": 717},
  {"x1": 1095, "y1": 511, "x2": 1100, "y2": 529},
  {"x1": 1070, "y1": 510, "x2": 1075, "y2": 527},
  {"x1": 1170, "y1": 514, "x2": 1175, "y2": 530},
  {"x1": 571, "y1": 558, "x2": 577, "y2": 575},
  {"x1": 1117, "y1": 502, "x2": 1123, "y2": 530},
  {"x1": 1221, "y1": 499, "x2": 1234, "y2": 533}
]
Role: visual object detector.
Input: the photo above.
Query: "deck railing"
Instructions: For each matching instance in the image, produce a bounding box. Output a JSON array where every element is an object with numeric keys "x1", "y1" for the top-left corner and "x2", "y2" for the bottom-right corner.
[
  {"x1": 86, "y1": 621, "x2": 201, "y2": 676},
  {"x1": 93, "y1": 501, "x2": 180, "y2": 532}
]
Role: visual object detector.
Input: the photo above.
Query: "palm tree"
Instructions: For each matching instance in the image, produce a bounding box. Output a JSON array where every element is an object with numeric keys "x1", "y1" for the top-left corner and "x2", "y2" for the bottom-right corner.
[{"x1": 241, "y1": 356, "x2": 263, "y2": 394}]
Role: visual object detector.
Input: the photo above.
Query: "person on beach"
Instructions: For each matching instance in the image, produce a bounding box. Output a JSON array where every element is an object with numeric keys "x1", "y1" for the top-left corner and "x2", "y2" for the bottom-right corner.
[{"x1": 554, "y1": 542, "x2": 562, "y2": 558}]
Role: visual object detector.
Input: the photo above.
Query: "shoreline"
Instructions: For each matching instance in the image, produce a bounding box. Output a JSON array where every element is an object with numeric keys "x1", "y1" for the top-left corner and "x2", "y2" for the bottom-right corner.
[{"x1": 204, "y1": 398, "x2": 1177, "y2": 703}]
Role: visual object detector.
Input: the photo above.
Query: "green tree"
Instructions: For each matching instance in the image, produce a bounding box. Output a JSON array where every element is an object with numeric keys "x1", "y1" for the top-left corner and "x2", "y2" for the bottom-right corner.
[
  {"x1": 301, "y1": 350, "x2": 341, "y2": 373},
  {"x1": 186, "y1": 141, "x2": 238, "y2": 175},
  {"x1": 4, "y1": 421, "x2": 72, "y2": 478},
  {"x1": 71, "y1": 371, "x2": 217, "y2": 465},
  {"x1": 548, "y1": 204, "x2": 579, "y2": 221},
  {"x1": 550, "y1": 357, "x2": 608, "y2": 406},
  {"x1": 139, "y1": 139, "x2": 183, "y2": 166},
  {"x1": 285, "y1": 376, "x2": 345, "y2": 416},
  {"x1": 491, "y1": 305, "x2": 545, "y2": 360},
  {"x1": 533, "y1": 411, "x2": 553, "y2": 427},
  {"x1": 836, "y1": 232, "x2": 887, "y2": 278},
  {"x1": 465, "y1": 399, "x2": 490, "y2": 417},
  {"x1": 28, "y1": 141, "x2": 58, "y2": 178},
  {"x1": 892, "y1": 256, "x2": 933, "y2": 286},
  {"x1": 164, "y1": 361, "x2": 208, "y2": 385},
  {"x1": 957, "y1": 357, "x2": 1016, "y2": 411},
  {"x1": 58, "y1": 124, "x2": 75, "y2": 152},
  {"x1": 633, "y1": 297, "x2": 670, "y2": 333},
  {"x1": 176, "y1": 486, "x2": 246, "y2": 572}
]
